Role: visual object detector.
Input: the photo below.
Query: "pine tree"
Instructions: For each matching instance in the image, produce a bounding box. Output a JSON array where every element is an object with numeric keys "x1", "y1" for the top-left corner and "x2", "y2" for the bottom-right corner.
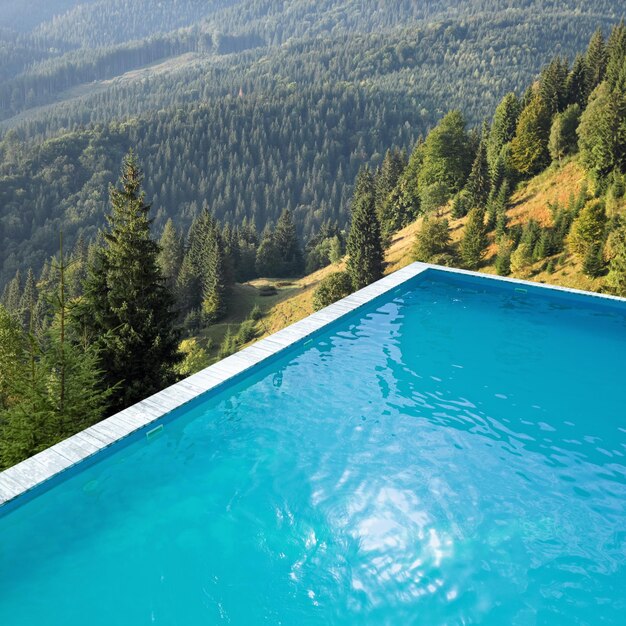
[
  {"x1": 375, "y1": 148, "x2": 406, "y2": 212},
  {"x1": 578, "y1": 83, "x2": 626, "y2": 181},
  {"x1": 385, "y1": 140, "x2": 423, "y2": 230},
  {"x1": 273, "y1": 209, "x2": 304, "y2": 276},
  {"x1": 175, "y1": 254, "x2": 201, "y2": 317},
  {"x1": 566, "y1": 54, "x2": 589, "y2": 108},
  {"x1": 510, "y1": 92, "x2": 552, "y2": 177},
  {"x1": 157, "y1": 218, "x2": 183, "y2": 291},
  {"x1": 19, "y1": 268, "x2": 38, "y2": 332},
  {"x1": 487, "y1": 93, "x2": 521, "y2": 172},
  {"x1": 201, "y1": 221, "x2": 227, "y2": 321},
  {"x1": 495, "y1": 240, "x2": 513, "y2": 276},
  {"x1": 0, "y1": 305, "x2": 25, "y2": 411},
  {"x1": 568, "y1": 200, "x2": 607, "y2": 262},
  {"x1": 464, "y1": 133, "x2": 490, "y2": 209},
  {"x1": 412, "y1": 217, "x2": 452, "y2": 263},
  {"x1": 79, "y1": 151, "x2": 181, "y2": 412},
  {"x1": 585, "y1": 28, "x2": 607, "y2": 95},
  {"x1": 187, "y1": 210, "x2": 229, "y2": 321},
  {"x1": 582, "y1": 243, "x2": 605, "y2": 277},
  {"x1": 346, "y1": 168, "x2": 384, "y2": 289},
  {"x1": 255, "y1": 225, "x2": 280, "y2": 277},
  {"x1": 539, "y1": 56, "x2": 569, "y2": 115},
  {"x1": 460, "y1": 208, "x2": 488, "y2": 270},
  {"x1": 605, "y1": 21, "x2": 626, "y2": 91},
  {"x1": 1, "y1": 270, "x2": 22, "y2": 315}
]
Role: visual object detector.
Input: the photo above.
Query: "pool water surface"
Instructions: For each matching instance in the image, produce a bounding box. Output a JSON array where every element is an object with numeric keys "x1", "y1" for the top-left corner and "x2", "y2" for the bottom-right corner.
[{"x1": 1, "y1": 271, "x2": 625, "y2": 625}]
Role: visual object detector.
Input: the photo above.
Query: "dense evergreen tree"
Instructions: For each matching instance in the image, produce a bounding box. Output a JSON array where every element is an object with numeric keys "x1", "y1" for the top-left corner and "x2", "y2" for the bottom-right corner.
[
  {"x1": 460, "y1": 208, "x2": 488, "y2": 270},
  {"x1": 566, "y1": 54, "x2": 589, "y2": 108},
  {"x1": 605, "y1": 21, "x2": 626, "y2": 90},
  {"x1": 585, "y1": 28, "x2": 608, "y2": 95},
  {"x1": 578, "y1": 83, "x2": 626, "y2": 181},
  {"x1": 187, "y1": 211, "x2": 229, "y2": 321},
  {"x1": 539, "y1": 56, "x2": 569, "y2": 115},
  {"x1": 346, "y1": 168, "x2": 383, "y2": 289},
  {"x1": 487, "y1": 92, "x2": 521, "y2": 172},
  {"x1": 157, "y1": 219, "x2": 184, "y2": 291},
  {"x1": 464, "y1": 132, "x2": 490, "y2": 209},
  {"x1": 272, "y1": 209, "x2": 305, "y2": 277},
  {"x1": 384, "y1": 140, "x2": 423, "y2": 231},
  {"x1": 511, "y1": 92, "x2": 551, "y2": 176},
  {"x1": 1, "y1": 270, "x2": 22, "y2": 315},
  {"x1": 495, "y1": 240, "x2": 513, "y2": 276},
  {"x1": 0, "y1": 305, "x2": 24, "y2": 411},
  {"x1": 254, "y1": 211, "x2": 304, "y2": 278},
  {"x1": 79, "y1": 151, "x2": 181, "y2": 412},
  {"x1": 568, "y1": 200, "x2": 607, "y2": 262}
]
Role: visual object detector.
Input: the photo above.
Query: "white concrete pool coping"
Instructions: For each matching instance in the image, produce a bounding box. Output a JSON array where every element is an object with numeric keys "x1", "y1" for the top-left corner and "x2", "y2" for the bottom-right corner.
[{"x1": 1, "y1": 262, "x2": 625, "y2": 508}]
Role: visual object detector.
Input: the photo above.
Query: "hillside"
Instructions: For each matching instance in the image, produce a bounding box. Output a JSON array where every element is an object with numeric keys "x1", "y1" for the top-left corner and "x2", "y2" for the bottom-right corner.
[{"x1": 209, "y1": 156, "x2": 614, "y2": 364}]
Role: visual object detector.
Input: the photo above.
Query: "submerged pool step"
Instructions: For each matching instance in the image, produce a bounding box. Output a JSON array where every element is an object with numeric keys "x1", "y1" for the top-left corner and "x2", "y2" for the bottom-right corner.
[{"x1": 146, "y1": 424, "x2": 164, "y2": 442}]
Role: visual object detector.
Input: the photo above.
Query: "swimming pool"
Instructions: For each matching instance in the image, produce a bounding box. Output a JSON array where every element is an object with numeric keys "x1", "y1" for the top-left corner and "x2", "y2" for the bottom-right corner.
[{"x1": 1, "y1": 265, "x2": 625, "y2": 625}]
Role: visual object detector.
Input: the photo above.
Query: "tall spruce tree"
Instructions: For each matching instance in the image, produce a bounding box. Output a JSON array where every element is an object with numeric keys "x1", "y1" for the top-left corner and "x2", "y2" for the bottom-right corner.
[
  {"x1": 578, "y1": 83, "x2": 626, "y2": 181},
  {"x1": 567, "y1": 54, "x2": 589, "y2": 108},
  {"x1": 201, "y1": 221, "x2": 228, "y2": 321},
  {"x1": 346, "y1": 168, "x2": 384, "y2": 289},
  {"x1": 157, "y1": 219, "x2": 184, "y2": 292},
  {"x1": 1, "y1": 270, "x2": 21, "y2": 316},
  {"x1": 0, "y1": 305, "x2": 24, "y2": 412},
  {"x1": 79, "y1": 151, "x2": 181, "y2": 412},
  {"x1": 460, "y1": 208, "x2": 488, "y2": 270},
  {"x1": 487, "y1": 92, "x2": 521, "y2": 172},
  {"x1": 585, "y1": 28, "x2": 607, "y2": 95},
  {"x1": 273, "y1": 209, "x2": 304, "y2": 276},
  {"x1": 539, "y1": 56, "x2": 569, "y2": 115},
  {"x1": 605, "y1": 21, "x2": 626, "y2": 91},
  {"x1": 464, "y1": 132, "x2": 490, "y2": 209}
]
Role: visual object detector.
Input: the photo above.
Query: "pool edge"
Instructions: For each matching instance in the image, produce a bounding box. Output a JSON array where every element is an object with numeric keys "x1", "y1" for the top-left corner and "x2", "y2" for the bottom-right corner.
[
  {"x1": 2, "y1": 262, "x2": 625, "y2": 509},
  {"x1": 0, "y1": 262, "x2": 430, "y2": 508}
]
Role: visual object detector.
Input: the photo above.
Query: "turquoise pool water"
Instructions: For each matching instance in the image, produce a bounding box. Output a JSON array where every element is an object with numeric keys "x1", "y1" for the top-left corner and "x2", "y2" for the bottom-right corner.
[{"x1": 1, "y1": 271, "x2": 626, "y2": 625}]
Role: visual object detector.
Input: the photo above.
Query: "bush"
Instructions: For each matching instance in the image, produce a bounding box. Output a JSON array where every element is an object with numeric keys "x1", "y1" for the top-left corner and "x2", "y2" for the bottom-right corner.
[
  {"x1": 412, "y1": 217, "x2": 452, "y2": 263},
  {"x1": 175, "y1": 338, "x2": 210, "y2": 377},
  {"x1": 510, "y1": 242, "x2": 533, "y2": 274},
  {"x1": 257, "y1": 284, "x2": 278, "y2": 297},
  {"x1": 495, "y1": 241, "x2": 513, "y2": 276},
  {"x1": 312, "y1": 272, "x2": 353, "y2": 311}
]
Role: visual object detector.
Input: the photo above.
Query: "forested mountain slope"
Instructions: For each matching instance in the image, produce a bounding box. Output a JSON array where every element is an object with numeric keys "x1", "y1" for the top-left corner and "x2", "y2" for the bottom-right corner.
[
  {"x1": 4, "y1": 21, "x2": 626, "y2": 470},
  {"x1": 2, "y1": 1, "x2": 625, "y2": 288}
]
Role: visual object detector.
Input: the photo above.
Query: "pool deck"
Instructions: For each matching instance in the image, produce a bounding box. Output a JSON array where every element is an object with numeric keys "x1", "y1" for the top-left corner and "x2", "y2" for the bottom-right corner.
[{"x1": 1, "y1": 262, "x2": 625, "y2": 508}]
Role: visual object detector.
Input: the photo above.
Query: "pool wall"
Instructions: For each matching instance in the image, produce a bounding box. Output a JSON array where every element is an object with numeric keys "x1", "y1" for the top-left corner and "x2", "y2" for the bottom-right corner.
[{"x1": 1, "y1": 262, "x2": 625, "y2": 510}]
